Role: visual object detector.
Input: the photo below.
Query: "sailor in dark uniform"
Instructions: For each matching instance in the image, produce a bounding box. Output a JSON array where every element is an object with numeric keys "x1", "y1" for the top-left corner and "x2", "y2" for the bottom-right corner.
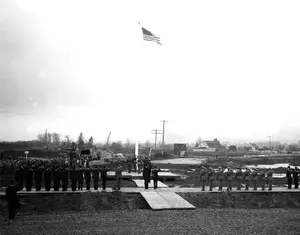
[
  {"x1": 84, "y1": 167, "x2": 91, "y2": 190},
  {"x1": 293, "y1": 166, "x2": 299, "y2": 189},
  {"x1": 14, "y1": 166, "x2": 23, "y2": 190},
  {"x1": 61, "y1": 166, "x2": 69, "y2": 191},
  {"x1": 152, "y1": 166, "x2": 160, "y2": 189},
  {"x1": 52, "y1": 166, "x2": 60, "y2": 191},
  {"x1": 78, "y1": 167, "x2": 83, "y2": 190},
  {"x1": 267, "y1": 169, "x2": 273, "y2": 191},
  {"x1": 25, "y1": 165, "x2": 34, "y2": 191},
  {"x1": 44, "y1": 166, "x2": 52, "y2": 191},
  {"x1": 92, "y1": 167, "x2": 100, "y2": 190},
  {"x1": 34, "y1": 165, "x2": 44, "y2": 191},
  {"x1": 260, "y1": 168, "x2": 267, "y2": 191},
  {"x1": 235, "y1": 167, "x2": 243, "y2": 191},
  {"x1": 100, "y1": 166, "x2": 109, "y2": 191},
  {"x1": 70, "y1": 167, "x2": 78, "y2": 191},
  {"x1": 286, "y1": 166, "x2": 293, "y2": 189}
]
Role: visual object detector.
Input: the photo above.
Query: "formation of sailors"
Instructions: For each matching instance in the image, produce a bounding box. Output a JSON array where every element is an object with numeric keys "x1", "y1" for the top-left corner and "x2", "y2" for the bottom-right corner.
[
  {"x1": 11, "y1": 158, "x2": 114, "y2": 192},
  {"x1": 200, "y1": 166, "x2": 299, "y2": 191}
]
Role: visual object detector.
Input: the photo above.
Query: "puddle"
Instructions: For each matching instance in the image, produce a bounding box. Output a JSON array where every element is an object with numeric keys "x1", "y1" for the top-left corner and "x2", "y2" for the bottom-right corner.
[
  {"x1": 245, "y1": 163, "x2": 300, "y2": 169},
  {"x1": 151, "y1": 158, "x2": 207, "y2": 165}
]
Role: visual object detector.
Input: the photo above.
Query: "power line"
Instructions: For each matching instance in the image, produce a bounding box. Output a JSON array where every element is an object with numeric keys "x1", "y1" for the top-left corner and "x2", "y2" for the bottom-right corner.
[{"x1": 151, "y1": 129, "x2": 162, "y2": 150}]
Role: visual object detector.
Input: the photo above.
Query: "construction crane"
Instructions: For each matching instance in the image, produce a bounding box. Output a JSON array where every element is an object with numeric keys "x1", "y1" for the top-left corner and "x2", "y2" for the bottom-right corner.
[{"x1": 105, "y1": 132, "x2": 111, "y2": 150}]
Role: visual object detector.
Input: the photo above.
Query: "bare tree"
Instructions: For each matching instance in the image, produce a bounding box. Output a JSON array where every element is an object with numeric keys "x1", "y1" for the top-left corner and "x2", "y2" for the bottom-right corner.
[{"x1": 52, "y1": 133, "x2": 61, "y2": 147}]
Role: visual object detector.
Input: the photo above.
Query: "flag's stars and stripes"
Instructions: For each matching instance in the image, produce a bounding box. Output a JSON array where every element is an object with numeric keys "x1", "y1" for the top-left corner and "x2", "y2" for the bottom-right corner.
[{"x1": 142, "y1": 27, "x2": 162, "y2": 45}]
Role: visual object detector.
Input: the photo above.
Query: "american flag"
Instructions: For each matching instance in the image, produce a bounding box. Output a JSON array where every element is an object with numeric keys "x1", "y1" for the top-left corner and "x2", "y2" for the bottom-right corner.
[{"x1": 142, "y1": 27, "x2": 162, "y2": 45}]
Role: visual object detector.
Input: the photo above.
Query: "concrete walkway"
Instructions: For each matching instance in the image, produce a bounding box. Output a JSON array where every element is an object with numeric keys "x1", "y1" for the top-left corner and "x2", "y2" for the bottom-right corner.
[{"x1": 1, "y1": 186, "x2": 299, "y2": 195}]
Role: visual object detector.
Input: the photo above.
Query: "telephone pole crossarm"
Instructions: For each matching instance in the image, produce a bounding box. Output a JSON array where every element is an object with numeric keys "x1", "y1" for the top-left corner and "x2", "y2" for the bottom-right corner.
[{"x1": 151, "y1": 129, "x2": 162, "y2": 150}]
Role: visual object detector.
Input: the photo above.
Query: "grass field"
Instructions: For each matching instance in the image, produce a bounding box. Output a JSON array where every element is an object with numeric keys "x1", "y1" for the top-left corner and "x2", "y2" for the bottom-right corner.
[{"x1": 1, "y1": 209, "x2": 300, "y2": 235}]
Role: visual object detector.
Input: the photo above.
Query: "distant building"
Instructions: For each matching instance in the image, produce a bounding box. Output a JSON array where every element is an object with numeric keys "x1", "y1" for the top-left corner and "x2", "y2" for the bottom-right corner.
[
  {"x1": 193, "y1": 138, "x2": 223, "y2": 152},
  {"x1": 244, "y1": 143, "x2": 259, "y2": 152}
]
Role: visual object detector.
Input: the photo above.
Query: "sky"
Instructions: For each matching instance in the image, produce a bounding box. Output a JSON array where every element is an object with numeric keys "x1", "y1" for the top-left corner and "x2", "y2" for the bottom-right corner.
[{"x1": 1, "y1": 0, "x2": 300, "y2": 144}]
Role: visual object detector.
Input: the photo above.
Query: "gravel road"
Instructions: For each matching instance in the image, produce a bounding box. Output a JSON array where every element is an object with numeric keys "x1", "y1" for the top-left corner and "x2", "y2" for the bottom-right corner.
[{"x1": 1, "y1": 209, "x2": 300, "y2": 235}]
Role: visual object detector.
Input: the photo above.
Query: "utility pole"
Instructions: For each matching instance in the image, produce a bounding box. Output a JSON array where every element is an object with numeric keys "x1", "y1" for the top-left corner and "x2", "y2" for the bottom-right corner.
[
  {"x1": 268, "y1": 136, "x2": 272, "y2": 155},
  {"x1": 152, "y1": 129, "x2": 161, "y2": 150},
  {"x1": 161, "y1": 120, "x2": 168, "y2": 146},
  {"x1": 45, "y1": 129, "x2": 48, "y2": 149}
]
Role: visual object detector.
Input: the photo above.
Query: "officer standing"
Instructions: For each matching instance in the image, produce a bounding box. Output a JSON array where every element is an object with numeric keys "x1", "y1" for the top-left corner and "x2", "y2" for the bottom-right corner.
[
  {"x1": 235, "y1": 167, "x2": 243, "y2": 191},
  {"x1": 44, "y1": 165, "x2": 52, "y2": 191},
  {"x1": 152, "y1": 166, "x2": 160, "y2": 189},
  {"x1": 226, "y1": 167, "x2": 233, "y2": 191},
  {"x1": 5, "y1": 181, "x2": 20, "y2": 222},
  {"x1": 260, "y1": 168, "x2": 267, "y2": 191},
  {"x1": 84, "y1": 167, "x2": 91, "y2": 190},
  {"x1": 216, "y1": 167, "x2": 225, "y2": 191},
  {"x1": 208, "y1": 167, "x2": 215, "y2": 191},
  {"x1": 200, "y1": 166, "x2": 207, "y2": 191},
  {"x1": 252, "y1": 168, "x2": 258, "y2": 191},
  {"x1": 267, "y1": 168, "x2": 273, "y2": 191},
  {"x1": 92, "y1": 167, "x2": 100, "y2": 190},
  {"x1": 100, "y1": 166, "x2": 109, "y2": 191},
  {"x1": 293, "y1": 166, "x2": 299, "y2": 189},
  {"x1": 286, "y1": 166, "x2": 293, "y2": 189},
  {"x1": 143, "y1": 164, "x2": 151, "y2": 189}
]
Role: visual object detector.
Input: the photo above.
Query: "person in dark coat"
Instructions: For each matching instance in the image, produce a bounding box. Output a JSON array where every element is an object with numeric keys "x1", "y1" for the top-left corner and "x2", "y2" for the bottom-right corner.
[
  {"x1": 44, "y1": 166, "x2": 52, "y2": 191},
  {"x1": 100, "y1": 166, "x2": 109, "y2": 191},
  {"x1": 92, "y1": 168, "x2": 100, "y2": 190},
  {"x1": 78, "y1": 167, "x2": 83, "y2": 190},
  {"x1": 226, "y1": 168, "x2": 234, "y2": 191},
  {"x1": 34, "y1": 165, "x2": 44, "y2": 191},
  {"x1": 5, "y1": 181, "x2": 20, "y2": 221},
  {"x1": 235, "y1": 167, "x2": 243, "y2": 191},
  {"x1": 70, "y1": 167, "x2": 78, "y2": 191},
  {"x1": 216, "y1": 167, "x2": 225, "y2": 191},
  {"x1": 244, "y1": 168, "x2": 251, "y2": 191},
  {"x1": 260, "y1": 168, "x2": 267, "y2": 191},
  {"x1": 52, "y1": 167, "x2": 61, "y2": 191},
  {"x1": 132, "y1": 156, "x2": 137, "y2": 172},
  {"x1": 84, "y1": 167, "x2": 91, "y2": 190},
  {"x1": 114, "y1": 165, "x2": 123, "y2": 190},
  {"x1": 293, "y1": 166, "x2": 299, "y2": 189},
  {"x1": 19, "y1": 166, "x2": 26, "y2": 190},
  {"x1": 127, "y1": 155, "x2": 132, "y2": 173},
  {"x1": 252, "y1": 168, "x2": 259, "y2": 191},
  {"x1": 208, "y1": 167, "x2": 215, "y2": 191},
  {"x1": 200, "y1": 167, "x2": 207, "y2": 191},
  {"x1": 25, "y1": 166, "x2": 34, "y2": 191},
  {"x1": 267, "y1": 169, "x2": 273, "y2": 191},
  {"x1": 286, "y1": 166, "x2": 293, "y2": 189},
  {"x1": 61, "y1": 167, "x2": 69, "y2": 191},
  {"x1": 143, "y1": 164, "x2": 151, "y2": 189},
  {"x1": 152, "y1": 166, "x2": 160, "y2": 189}
]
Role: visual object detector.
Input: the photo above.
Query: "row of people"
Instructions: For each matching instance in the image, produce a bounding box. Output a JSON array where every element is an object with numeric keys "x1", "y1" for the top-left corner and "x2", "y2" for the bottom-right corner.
[
  {"x1": 14, "y1": 165, "x2": 111, "y2": 191},
  {"x1": 200, "y1": 166, "x2": 299, "y2": 191}
]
